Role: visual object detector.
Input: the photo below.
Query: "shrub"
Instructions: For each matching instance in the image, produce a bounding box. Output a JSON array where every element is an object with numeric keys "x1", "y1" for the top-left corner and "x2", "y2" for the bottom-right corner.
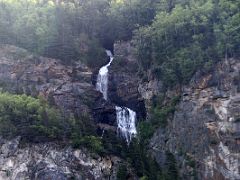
[
  {"x1": 0, "y1": 92, "x2": 64, "y2": 141},
  {"x1": 138, "y1": 121, "x2": 155, "y2": 141},
  {"x1": 72, "y1": 136, "x2": 104, "y2": 154},
  {"x1": 164, "y1": 152, "x2": 179, "y2": 180},
  {"x1": 150, "y1": 95, "x2": 180, "y2": 128},
  {"x1": 117, "y1": 165, "x2": 128, "y2": 180}
]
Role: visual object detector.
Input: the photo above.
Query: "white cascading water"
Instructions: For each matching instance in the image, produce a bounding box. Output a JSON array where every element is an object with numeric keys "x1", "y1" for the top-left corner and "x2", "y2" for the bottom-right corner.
[
  {"x1": 96, "y1": 50, "x2": 137, "y2": 143},
  {"x1": 96, "y1": 50, "x2": 114, "y2": 100},
  {"x1": 116, "y1": 106, "x2": 137, "y2": 144}
]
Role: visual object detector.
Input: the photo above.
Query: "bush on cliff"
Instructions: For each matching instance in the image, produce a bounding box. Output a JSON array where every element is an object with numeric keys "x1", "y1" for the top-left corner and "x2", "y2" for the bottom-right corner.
[
  {"x1": 0, "y1": 92, "x2": 65, "y2": 141},
  {"x1": 72, "y1": 135, "x2": 104, "y2": 154},
  {"x1": 0, "y1": 92, "x2": 101, "y2": 150}
]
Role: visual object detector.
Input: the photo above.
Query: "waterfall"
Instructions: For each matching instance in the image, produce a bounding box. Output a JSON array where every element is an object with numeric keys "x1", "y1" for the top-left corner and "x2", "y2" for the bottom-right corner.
[
  {"x1": 96, "y1": 50, "x2": 137, "y2": 143},
  {"x1": 96, "y1": 50, "x2": 114, "y2": 100},
  {"x1": 116, "y1": 106, "x2": 137, "y2": 144}
]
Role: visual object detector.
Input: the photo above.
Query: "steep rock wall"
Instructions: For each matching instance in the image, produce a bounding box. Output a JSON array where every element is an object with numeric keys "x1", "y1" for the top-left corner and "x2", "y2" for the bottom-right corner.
[
  {"x1": 0, "y1": 137, "x2": 120, "y2": 180},
  {"x1": 0, "y1": 45, "x2": 124, "y2": 180},
  {"x1": 93, "y1": 41, "x2": 147, "y2": 133},
  {"x1": 150, "y1": 58, "x2": 240, "y2": 180},
  {"x1": 0, "y1": 45, "x2": 100, "y2": 119},
  {"x1": 109, "y1": 41, "x2": 146, "y2": 120},
  {"x1": 104, "y1": 41, "x2": 239, "y2": 179}
]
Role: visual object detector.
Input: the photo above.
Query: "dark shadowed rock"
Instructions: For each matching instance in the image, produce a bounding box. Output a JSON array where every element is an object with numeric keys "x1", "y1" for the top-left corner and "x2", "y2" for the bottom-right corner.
[
  {"x1": 93, "y1": 99, "x2": 117, "y2": 126},
  {"x1": 108, "y1": 41, "x2": 146, "y2": 120}
]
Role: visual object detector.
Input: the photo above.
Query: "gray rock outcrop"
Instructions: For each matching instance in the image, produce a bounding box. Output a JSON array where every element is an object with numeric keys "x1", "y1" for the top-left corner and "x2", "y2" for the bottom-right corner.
[
  {"x1": 150, "y1": 58, "x2": 240, "y2": 180},
  {"x1": 0, "y1": 137, "x2": 120, "y2": 180}
]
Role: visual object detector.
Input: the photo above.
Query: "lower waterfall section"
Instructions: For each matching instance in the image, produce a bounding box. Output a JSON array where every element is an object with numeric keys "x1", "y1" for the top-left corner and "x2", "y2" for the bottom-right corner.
[{"x1": 116, "y1": 106, "x2": 137, "y2": 144}]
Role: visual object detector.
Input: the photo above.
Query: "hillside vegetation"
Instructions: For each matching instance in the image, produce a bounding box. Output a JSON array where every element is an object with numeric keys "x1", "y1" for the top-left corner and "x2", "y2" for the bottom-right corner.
[
  {"x1": 0, "y1": 0, "x2": 239, "y2": 179},
  {"x1": 0, "y1": 0, "x2": 239, "y2": 82}
]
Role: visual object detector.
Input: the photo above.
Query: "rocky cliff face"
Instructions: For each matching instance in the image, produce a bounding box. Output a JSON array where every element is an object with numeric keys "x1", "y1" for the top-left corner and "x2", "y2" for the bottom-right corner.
[
  {"x1": 109, "y1": 42, "x2": 146, "y2": 120},
  {"x1": 110, "y1": 41, "x2": 239, "y2": 179},
  {"x1": 149, "y1": 58, "x2": 240, "y2": 180},
  {"x1": 0, "y1": 44, "x2": 100, "y2": 119},
  {"x1": 0, "y1": 45, "x2": 124, "y2": 180},
  {"x1": 0, "y1": 137, "x2": 120, "y2": 180},
  {"x1": 92, "y1": 42, "x2": 146, "y2": 133},
  {"x1": 0, "y1": 43, "x2": 239, "y2": 180}
]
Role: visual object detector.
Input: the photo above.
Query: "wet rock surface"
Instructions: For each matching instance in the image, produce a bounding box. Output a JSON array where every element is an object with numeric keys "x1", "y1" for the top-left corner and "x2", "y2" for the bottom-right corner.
[
  {"x1": 92, "y1": 42, "x2": 147, "y2": 133},
  {"x1": 108, "y1": 42, "x2": 146, "y2": 120},
  {"x1": 93, "y1": 100, "x2": 117, "y2": 127}
]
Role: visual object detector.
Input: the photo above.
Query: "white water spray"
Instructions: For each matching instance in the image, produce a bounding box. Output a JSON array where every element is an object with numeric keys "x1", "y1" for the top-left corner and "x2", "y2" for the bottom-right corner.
[{"x1": 96, "y1": 50, "x2": 137, "y2": 143}]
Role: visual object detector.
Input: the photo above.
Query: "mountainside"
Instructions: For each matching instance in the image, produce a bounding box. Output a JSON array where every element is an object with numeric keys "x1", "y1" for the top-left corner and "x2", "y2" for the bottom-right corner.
[
  {"x1": 149, "y1": 58, "x2": 240, "y2": 180},
  {"x1": 0, "y1": 45, "x2": 124, "y2": 179},
  {"x1": 114, "y1": 42, "x2": 240, "y2": 180},
  {"x1": 0, "y1": 43, "x2": 239, "y2": 179},
  {"x1": 0, "y1": 0, "x2": 239, "y2": 179}
]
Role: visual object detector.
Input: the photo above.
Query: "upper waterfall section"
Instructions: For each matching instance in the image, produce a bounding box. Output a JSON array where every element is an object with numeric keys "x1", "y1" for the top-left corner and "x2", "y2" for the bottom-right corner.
[{"x1": 96, "y1": 50, "x2": 114, "y2": 100}]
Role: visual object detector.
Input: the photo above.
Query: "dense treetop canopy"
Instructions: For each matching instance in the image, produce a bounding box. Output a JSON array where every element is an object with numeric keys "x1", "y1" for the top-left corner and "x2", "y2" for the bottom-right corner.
[{"x1": 0, "y1": 0, "x2": 239, "y2": 86}]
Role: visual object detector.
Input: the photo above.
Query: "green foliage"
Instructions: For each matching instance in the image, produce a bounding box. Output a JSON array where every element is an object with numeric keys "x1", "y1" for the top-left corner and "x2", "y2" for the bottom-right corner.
[
  {"x1": 185, "y1": 155, "x2": 196, "y2": 168},
  {"x1": 0, "y1": 0, "x2": 56, "y2": 54},
  {"x1": 101, "y1": 130, "x2": 126, "y2": 156},
  {"x1": 72, "y1": 135, "x2": 104, "y2": 154},
  {"x1": 164, "y1": 152, "x2": 179, "y2": 180},
  {"x1": 101, "y1": 130, "x2": 163, "y2": 179},
  {"x1": 76, "y1": 34, "x2": 108, "y2": 68},
  {"x1": 138, "y1": 121, "x2": 155, "y2": 141},
  {"x1": 185, "y1": 154, "x2": 197, "y2": 178},
  {"x1": 124, "y1": 139, "x2": 162, "y2": 179},
  {"x1": 130, "y1": 95, "x2": 181, "y2": 178},
  {"x1": 134, "y1": 0, "x2": 240, "y2": 86},
  {"x1": 0, "y1": 92, "x2": 97, "y2": 145},
  {"x1": 0, "y1": 0, "x2": 239, "y2": 178},
  {"x1": 109, "y1": 0, "x2": 159, "y2": 40},
  {"x1": 0, "y1": 0, "x2": 108, "y2": 65},
  {"x1": 151, "y1": 106, "x2": 173, "y2": 128},
  {"x1": 117, "y1": 165, "x2": 128, "y2": 180},
  {"x1": 0, "y1": 0, "x2": 160, "y2": 65},
  {"x1": 116, "y1": 96, "x2": 181, "y2": 179},
  {"x1": 0, "y1": 0, "x2": 239, "y2": 74},
  {"x1": 0, "y1": 92, "x2": 63, "y2": 141},
  {"x1": 140, "y1": 176, "x2": 148, "y2": 180},
  {"x1": 150, "y1": 95, "x2": 180, "y2": 129}
]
